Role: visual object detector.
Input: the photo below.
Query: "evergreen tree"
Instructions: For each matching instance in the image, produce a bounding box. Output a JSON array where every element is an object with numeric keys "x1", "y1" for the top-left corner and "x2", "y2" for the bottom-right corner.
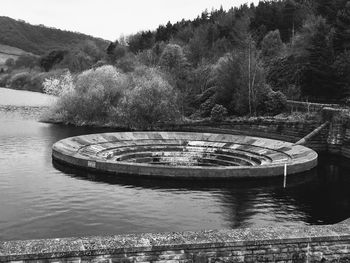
[
  {"x1": 334, "y1": 1, "x2": 350, "y2": 53},
  {"x1": 261, "y1": 30, "x2": 284, "y2": 59},
  {"x1": 333, "y1": 51, "x2": 350, "y2": 98},
  {"x1": 300, "y1": 19, "x2": 337, "y2": 100}
]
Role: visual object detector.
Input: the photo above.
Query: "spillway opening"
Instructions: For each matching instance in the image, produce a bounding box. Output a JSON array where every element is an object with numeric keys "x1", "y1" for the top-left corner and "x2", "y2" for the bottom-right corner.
[{"x1": 52, "y1": 132, "x2": 318, "y2": 179}]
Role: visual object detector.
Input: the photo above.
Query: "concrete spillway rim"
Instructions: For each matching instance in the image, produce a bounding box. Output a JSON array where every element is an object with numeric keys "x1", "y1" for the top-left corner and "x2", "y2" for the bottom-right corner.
[{"x1": 52, "y1": 131, "x2": 318, "y2": 179}]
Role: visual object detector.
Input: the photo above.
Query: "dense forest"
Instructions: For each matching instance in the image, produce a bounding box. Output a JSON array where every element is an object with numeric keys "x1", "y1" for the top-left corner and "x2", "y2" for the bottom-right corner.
[
  {"x1": 105, "y1": 0, "x2": 350, "y2": 116},
  {"x1": 1, "y1": 0, "x2": 350, "y2": 127}
]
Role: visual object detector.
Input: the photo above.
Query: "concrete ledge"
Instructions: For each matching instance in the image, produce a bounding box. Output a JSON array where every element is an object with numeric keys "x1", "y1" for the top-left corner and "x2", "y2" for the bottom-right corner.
[
  {"x1": 1, "y1": 221, "x2": 350, "y2": 262},
  {"x1": 52, "y1": 132, "x2": 318, "y2": 179}
]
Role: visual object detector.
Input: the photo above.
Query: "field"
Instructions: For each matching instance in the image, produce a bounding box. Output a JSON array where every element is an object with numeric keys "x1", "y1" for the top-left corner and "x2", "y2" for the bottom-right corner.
[{"x1": 0, "y1": 44, "x2": 33, "y2": 65}]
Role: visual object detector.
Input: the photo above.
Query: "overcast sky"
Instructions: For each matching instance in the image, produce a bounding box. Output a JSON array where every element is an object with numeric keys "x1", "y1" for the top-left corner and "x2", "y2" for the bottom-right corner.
[{"x1": 0, "y1": 0, "x2": 259, "y2": 41}]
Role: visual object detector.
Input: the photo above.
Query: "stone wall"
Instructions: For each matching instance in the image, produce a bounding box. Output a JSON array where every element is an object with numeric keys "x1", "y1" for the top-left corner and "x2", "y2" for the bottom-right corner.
[
  {"x1": 1, "y1": 220, "x2": 350, "y2": 263},
  {"x1": 287, "y1": 100, "x2": 341, "y2": 112},
  {"x1": 168, "y1": 119, "x2": 330, "y2": 153}
]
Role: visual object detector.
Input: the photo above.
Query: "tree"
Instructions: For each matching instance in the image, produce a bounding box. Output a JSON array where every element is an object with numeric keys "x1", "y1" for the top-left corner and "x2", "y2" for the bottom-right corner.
[
  {"x1": 40, "y1": 50, "x2": 67, "y2": 71},
  {"x1": 281, "y1": 0, "x2": 297, "y2": 41},
  {"x1": 60, "y1": 50, "x2": 93, "y2": 72},
  {"x1": 81, "y1": 40, "x2": 102, "y2": 61},
  {"x1": 333, "y1": 50, "x2": 350, "y2": 98},
  {"x1": 122, "y1": 68, "x2": 180, "y2": 129},
  {"x1": 261, "y1": 30, "x2": 284, "y2": 59},
  {"x1": 299, "y1": 17, "x2": 337, "y2": 100},
  {"x1": 159, "y1": 44, "x2": 189, "y2": 116},
  {"x1": 128, "y1": 31, "x2": 154, "y2": 53},
  {"x1": 15, "y1": 55, "x2": 38, "y2": 69},
  {"x1": 5, "y1": 58, "x2": 15, "y2": 68},
  {"x1": 334, "y1": 1, "x2": 350, "y2": 53},
  {"x1": 266, "y1": 55, "x2": 303, "y2": 100},
  {"x1": 314, "y1": 0, "x2": 347, "y2": 24},
  {"x1": 159, "y1": 44, "x2": 188, "y2": 73},
  {"x1": 210, "y1": 44, "x2": 265, "y2": 115}
]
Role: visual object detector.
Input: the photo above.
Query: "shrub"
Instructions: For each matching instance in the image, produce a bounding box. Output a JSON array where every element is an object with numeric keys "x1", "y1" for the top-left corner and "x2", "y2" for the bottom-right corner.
[
  {"x1": 45, "y1": 65, "x2": 181, "y2": 128},
  {"x1": 0, "y1": 74, "x2": 11, "y2": 87},
  {"x1": 211, "y1": 104, "x2": 228, "y2": 122},
  {"x1": 58, "y1": 51, "x2": 93, "y2": 72},
  {"x1": 258, "y1": 86, "x2": 287, "y2": 115},
  {"x1": 43, "y1": 71, "x2": 74, "y2": 96},
  {"x1": 15, "y1": 55, "x2": 38, "y2": 69},
  {"x1": 28, "y1": 73, "x2": 45, "y2": 92},
  {"x1": 121, "y1": 68, "x2": 180, "y2": 129},
  {"x1": 46, "y1": 65, "x2": 127, "y2": 125},
  {"x1": 5, "y1": 58, "x2": 15, "y2": 68},
  {"x1": 8, "y1": 72, "x2": 31, "y2": 90},
  {"x1": 199, "y1": 96, "x2": 216, "y2": 117}
]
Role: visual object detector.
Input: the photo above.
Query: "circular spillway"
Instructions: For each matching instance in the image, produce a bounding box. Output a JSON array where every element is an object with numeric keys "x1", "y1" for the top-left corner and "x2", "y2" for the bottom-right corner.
[{"x1": 52, "y1": 132, "x2": 318, "y2": 179}]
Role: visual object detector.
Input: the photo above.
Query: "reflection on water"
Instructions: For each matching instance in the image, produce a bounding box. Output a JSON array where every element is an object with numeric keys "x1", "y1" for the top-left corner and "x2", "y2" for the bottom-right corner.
[{"x1": 0, "y1": 110, "x2": 350, "y2": 241}]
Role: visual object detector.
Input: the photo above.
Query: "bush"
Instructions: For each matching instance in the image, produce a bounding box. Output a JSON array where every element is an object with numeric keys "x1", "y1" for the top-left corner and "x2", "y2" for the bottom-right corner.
[
  {"x1": 211, "y1": 104, "x2": 227, "y2": 122},
  {"x1": 121, "y1": 68, "x2": 180, "y2": 129},
  {"x1": 43, "y1": 71, "x2": 74, "y2": 96},
  {"x1": 8, "y1": 72, "x2": 31, "y2": 90},
  {"x1": 199, "y1": 96, "x2": 216, "y2": 117},
  {"x1": 45, "y1": 65, "x2": 181, "y2": 128},
  {"x1": 0, "y1": 74, "x2": 11, "y2": 87},
  {"x1": 48, "y1": 65, "x2": 127, "y2": 125},
  {"x1": 258, "y1": 86, "x2": 287, "y2": 115}
]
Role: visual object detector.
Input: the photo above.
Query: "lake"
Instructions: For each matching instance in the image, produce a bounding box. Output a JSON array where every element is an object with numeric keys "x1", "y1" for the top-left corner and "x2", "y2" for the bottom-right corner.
[{"x1": 1, "y1": 88, "x2": 350, "y2": 241}]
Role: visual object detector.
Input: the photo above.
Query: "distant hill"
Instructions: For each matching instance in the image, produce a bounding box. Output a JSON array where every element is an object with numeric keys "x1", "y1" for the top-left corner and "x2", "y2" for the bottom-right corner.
[{"x1": 0, "y1": 16, "x2": 108, "y2": 55}]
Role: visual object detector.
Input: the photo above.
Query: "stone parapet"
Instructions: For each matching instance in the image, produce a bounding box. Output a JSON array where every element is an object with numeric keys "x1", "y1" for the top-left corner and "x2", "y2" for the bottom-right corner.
[{"x1": 1, "y1": 221, "x2": 350, "y2": 263}]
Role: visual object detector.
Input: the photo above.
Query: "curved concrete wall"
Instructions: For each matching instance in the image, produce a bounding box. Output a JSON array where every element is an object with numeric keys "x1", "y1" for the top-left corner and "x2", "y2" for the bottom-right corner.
[{"x1": 52, "y1": 132, "x2": 317, "y2": 179}]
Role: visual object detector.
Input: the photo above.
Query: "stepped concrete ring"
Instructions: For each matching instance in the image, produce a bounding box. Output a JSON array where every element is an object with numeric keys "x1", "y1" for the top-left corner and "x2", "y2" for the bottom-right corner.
[{"x1": 52, "y1": 132, "x2": 318, "y2": 179}]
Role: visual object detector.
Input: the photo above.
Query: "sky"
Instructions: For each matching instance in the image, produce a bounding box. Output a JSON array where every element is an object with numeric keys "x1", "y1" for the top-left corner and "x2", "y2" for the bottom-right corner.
[{"x1": 0, "y1": 0, "x2": 259, "y2": 41}]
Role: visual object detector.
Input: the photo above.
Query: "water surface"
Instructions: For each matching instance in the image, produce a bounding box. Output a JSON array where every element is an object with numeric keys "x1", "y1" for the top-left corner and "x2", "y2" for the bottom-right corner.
[{"x1": 1, "y1": 89, "x2": 350, "y2": 241}]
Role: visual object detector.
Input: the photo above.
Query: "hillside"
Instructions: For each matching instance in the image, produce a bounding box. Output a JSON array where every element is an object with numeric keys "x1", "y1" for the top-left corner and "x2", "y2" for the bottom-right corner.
[
  {"x1": 0, "y1": 16, "x2": 108, "y2": 55},
  {"x1": 0, "y1": 44, "x2": 34, "y2": 65}
]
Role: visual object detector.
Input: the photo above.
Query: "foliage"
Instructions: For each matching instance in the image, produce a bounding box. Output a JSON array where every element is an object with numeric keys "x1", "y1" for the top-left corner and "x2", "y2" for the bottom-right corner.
[
  {"x1": 43, "y1": 71, "x2": 74, "y2": 96},
  {"x1": 298, "y1": 16, "x2": 337, "y2": 100},
  {"x1": 45, "y1": 66, "x2": 180, "y2": 128},
  {"x1": 3, "y1": 0, "x2": 350, "y2": 120},
  {"x1": 334, "y1": 1, "x2": 350, "y2": 52},
  {"x1": 210, "y1": 45, "x2": 265, "y2": 115},
  {"x1": 0, "y1": 16, "x2": 107, "y2": 55},
  {"x1": 0, "y1": 73, "x2": 11, "y2": 87},
  {"x1": 266, "y1": 55, "x2": 303, "y2": 99},
  {"x1": 48, "y1": 65, "x2": 126, "y2": 124},
  {"x1": 199, "y1": 96, "x2": 216, "y2": 117},
  {"x1": 8, "y1": 72, "x2": 32, "y2": 90},
  {"x1": 121, "y1": 68, "x2": 180, "y2": 129},
  {"x1": 106, "y1": 41, "x2": 128, "y2": 64},
  {"x1": 40, "y1": 50, "x2": 67, "y2": 72},
  {"x1": 257, "y1": 86, "x2": 287, "y2": 115},
  {"x1": 115, "y1": 52, "x2": 139, "y2": 73},
  {"x1": 128, "y1": 31, "x2": 154, "y2": 53},
  {"x1": 159, "y1": 44, "x2": 188, "y2": 72},
  {"x1": 333, "y1": 50, "x2": 350, "y2": 98},
  {"x1": 5, "y1": 58, "x2": 15, "y2": 68},
  {"x1": 261, "y1": 30, "x2": 284, "y2": 59},
  {"x1": 14, "y1": 55, "x2": 38, "y2": 69},
  {"x1": 210, "y1": 104, "x2": 228, "y2": 122}
]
